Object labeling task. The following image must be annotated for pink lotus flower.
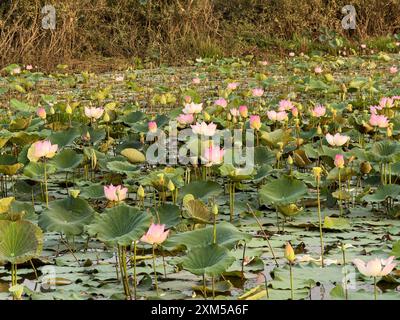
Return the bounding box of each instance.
[115,75,124,82]
[84,106,104,120]
[249,115,261,130]
[26,65,33,70]
[192,77,201,84]
[230,108,240,117]
[214,98,228,108]
[104,184,128,202]
[184,95,192,103]
[278,99,294,111]
[202,145,224,167]
[27,140,58,162]
[191,122,217,136]
[379,97,394,109]
[311,104,326,117]
[148,121,158,133]
[182,102,203,114]
[141,223,169,245]
[37,107,46,120]
[370,105,383,115]
[252,88,264,97]
[326,133,350,147]
[260,60,268,66]
[289,52,295,57]
[11,67,21,75]
[334,154,345,168]
[314,66,323,74]
[176,113,194,125]
[353,256,397,277]
[369,114,389,128]
[267,110,288,122]
[239,105,248,118]
[390,66,398,74]
[227,82,239,90]
[361,44,367,49]
[291,107,299,117]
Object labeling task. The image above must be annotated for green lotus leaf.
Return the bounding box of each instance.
[180,181,223,200]
[49,127,81,148]
[260,129,292,149]
[39,197,95,236]
[0,220,43,264]
[362,184,400,202]
[23,162,57,181]
[259,176,307,205]
[106,160,139,175]
[368,141,400,163]
[182,244,235,276]
[323,216,351,230]
[151,204,181,228]
[50,149,83,170]
[87,204,151,246]
[79,183,105,199]
[254,146,276,166]
[183,199,212,224]
[164,221,251,250]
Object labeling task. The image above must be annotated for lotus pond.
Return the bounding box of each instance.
[1,53,400,300]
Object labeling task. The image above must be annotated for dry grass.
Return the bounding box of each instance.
[0,0,399,71]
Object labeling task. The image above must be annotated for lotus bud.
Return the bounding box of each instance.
[69,189,80,198]
[387,126,393,137]
[313,166,322,178]
[227,113,232,121]
[159,174,165,185]
[360,161,372,174]
[277,142,284,151]
[287,155,293,165]
[346,104,352,112]
[317,125,322,135]
[49,106,55,115]
[212,203,218,215]
[203,111,211,122]
[65,104,72,115]
[296,104,303,112]
[103,112,110,122]
[167,180,175,192]
[294,118,300,127]
[284,242,295,263]
[332,109,337,117]
[140,133,145,144]
[84,131,91,141]
[341,83,347,93]
[37,107,46,120]
[137,185,145,198]
[276,151,282,160]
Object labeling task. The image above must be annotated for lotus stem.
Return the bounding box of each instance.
[44,159,49,207]
[241,242,247,278]
[338,168,343,216]
[374,277,377,300]
[212,276,215,299]
[316,176,324,267]
[289,262,294,300]
[341,245,348,300]
[202,274,207,300]
[152,244,160,295]
[133,241,137,299]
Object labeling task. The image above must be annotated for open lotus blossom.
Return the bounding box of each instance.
[369,114,389,128]
[141,223,169,245]
[27,140,58,162]
[249,115,261,130]
[314,66,323,74]
[390,66,398,74]
[176,113,194,125]
[230,108,240,117]
[326,133,349,147]
[192,77,201,84]
[260,60,268,66]
[370,105,383,115]
[267,110,288,122]
[239,105,248,118]
[182,102,203,114]
[11,67,21,75]
[104,184,128,202]
[291,107,299,117]
[202,145,224,166]
[278,99,294,111]
[26,64,33,70]
[289,52,295,57]
[191,121,217,136]
[361,44,367,49]
[37,107,46,119]
[115,75,124,81]
[252,88,264,97]
[148,121,158,133]
[214,98,228,108]
[311,104,326,117]
[353,256,397,277]
[379,97,394,109]
[334,154,345,168]
[84,106,104,120]
[227,82,239,90]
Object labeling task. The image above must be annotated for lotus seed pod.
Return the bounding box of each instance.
[317,125,322,135]
[212,204,218,215]
[313,166,322,177]
[69,189,80,198]
[103,112,110,122]
[287,155,293,165]
[360,161,372,174]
